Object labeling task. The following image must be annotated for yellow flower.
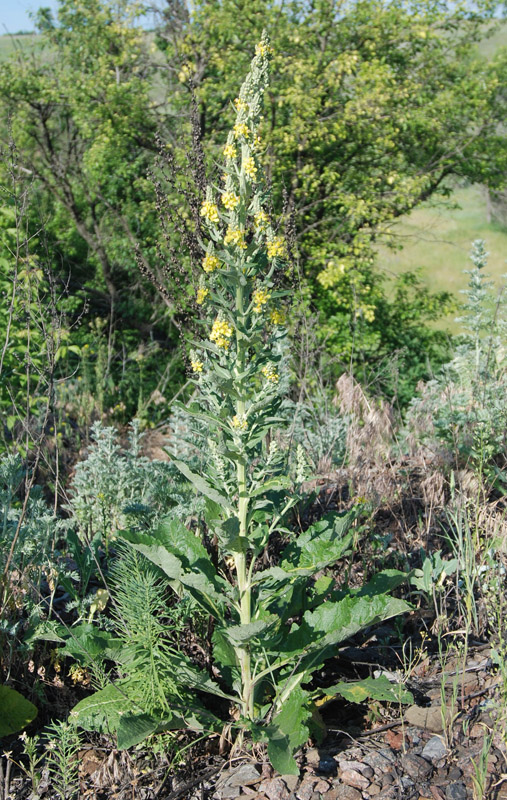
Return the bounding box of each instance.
[254,209,270,232]
[191,359,203,373]
[243,156,258,181]
[224,227,247,250]
[253,287,271,313]
[210,318,234,349]
[222,191,240,211]
[202,253,220,273]
[252,134,263,152]
[231,414,248,431]
[256,42,273,57]
[224,143,238,160]
[267,236,287,259]
[196,287,209,305]
[234,97,249,113]
[233,122,250,139]
[261,364,279,383]
[200,201,219,224]
[270,308,286,325]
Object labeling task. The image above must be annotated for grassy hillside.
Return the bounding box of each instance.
[0,33,37,59]
[378,184,507,328]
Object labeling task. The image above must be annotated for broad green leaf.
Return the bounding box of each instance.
[71,683,138,734]
[281,594,411,662]
[119,520,230,618]
[170,652,236,701]
[280,511,355,575]
[354,570,410,598]
[167,456,233,512]
[224,618,277,645]
[266,687,311,775]
[0,686,38,737]
[117,712,165,749]
[322,675,413,705]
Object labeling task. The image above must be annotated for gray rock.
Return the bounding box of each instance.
[405,705,451,733]
[362,752,393,773]
[261,777,290,800]
[337,760,373,779]
[339,768,370,790]
[401,753,433,780]
[445,783,467,800]
[422,736,447,763]
[223,763,261,788]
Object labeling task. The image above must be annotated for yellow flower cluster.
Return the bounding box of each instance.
[196,287,209,305]
[200,201,219,224]
[270,308,286,325]
[222,191,240,211]
[233,122,250,139]
[256,42,273,57]
[252,134,263,152]
[261,364,279,383]
[243,157,258,181]
[267,236,287,259]
[191,359,203,373]
[234,97,249,113]
[224,227,247,250]
[231,414,248,431]
[223,143,238,160]
[210,318,234,349]
[253,287,271,312]
[254,209,270,232]
[202,253,220,273]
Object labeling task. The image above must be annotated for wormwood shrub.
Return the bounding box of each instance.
[72,36,412,773]
[405,241,507,485]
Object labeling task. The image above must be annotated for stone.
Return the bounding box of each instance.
[313,779,330,793]
[445,783,467,800]
[262,777,290,800]
[220,786,241,799]
[336,786,362,800]
[317,756,337,775]
[405,705,450,733]
[337,760,374,778]
[321,791,340,800]
[368,784,382,797]
[401,754,433,781]
[283,775,299,792]
[378,748,397,764]
[447,767,463,781]
[306,749,320,765]
[381,772,395,787]
[296,778,316,800]
[422,736,447,763]
[362,752,394,773]
[224,764,261,788]
[339,768,370,790]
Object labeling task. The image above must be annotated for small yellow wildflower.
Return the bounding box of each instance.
[224,227,247,250]
[261,364,279,383]
[254,209,270,232]
[196,287,209,305]
[233,122,250,139]
[223,143,238,160]
[267,236,287,259]
[256,42,273,57]
[270,308,286,325]
[243,156,258,181]
[200,201,219,224]
[252,134,263,152]
[222,191,240,211]
[210,318,234,349]
[234,97,249,113]
[253,287,271,313]
[191,359,203,373]
[202,253,220,273]
[231,414,248,431]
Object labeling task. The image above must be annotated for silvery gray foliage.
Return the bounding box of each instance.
[405,240,507,469]
[66,420,201,544]
[280,395,347,471]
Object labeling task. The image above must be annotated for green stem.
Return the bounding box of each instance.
[234,282,254,720]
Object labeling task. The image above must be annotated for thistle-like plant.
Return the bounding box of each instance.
[72,35,412,773]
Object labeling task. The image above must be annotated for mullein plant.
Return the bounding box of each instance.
[72,34,412,773]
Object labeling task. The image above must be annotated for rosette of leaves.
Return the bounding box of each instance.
[72,34,411,773]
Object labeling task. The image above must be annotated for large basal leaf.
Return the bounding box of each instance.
[70,682,135,735]
[280,511,355,575]
[354,570,411,598]
[170,652,236,701]
[321,675,414,705]
[0,686,38,737]
[265,686,311,775]
[281,594,411,662]
[119,520,230,618]
[222,617,277,645]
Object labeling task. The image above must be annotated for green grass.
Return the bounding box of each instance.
[378,185,507,329]
[0,34,37,60]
